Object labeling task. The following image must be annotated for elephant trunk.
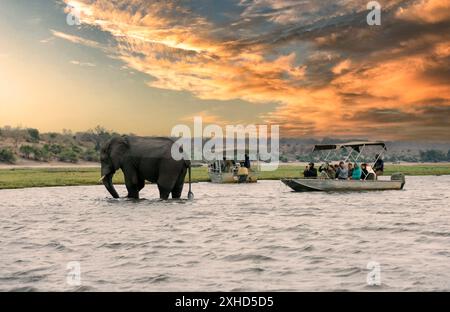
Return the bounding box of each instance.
[102,172,119,199]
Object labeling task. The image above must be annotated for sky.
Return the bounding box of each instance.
[0,0,449,141]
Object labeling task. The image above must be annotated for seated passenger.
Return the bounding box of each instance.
[373,154,384,177]
[303,162,318,178]
[222,157,233,172]
[319,163,335,179]
[336,161,348,180]
[333,164,339,178]
[360,163,369,180]
[352,163,361,180]
[348,163,353,178]
[237,164,249,183]
[365,165,376,180]
[324,163,336,179]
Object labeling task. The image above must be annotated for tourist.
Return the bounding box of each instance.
[374,154,384,176]
[244,154,251,169]
[333,164,340,178]
[303,162,318,178]
[222,157,233,172]
[361,163,369,180]
[352,163,361,180]
[336,161,348,180]
[348,163,353,178]
[319,163,335,179]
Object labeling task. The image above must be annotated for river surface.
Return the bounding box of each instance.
[1,176,449,291]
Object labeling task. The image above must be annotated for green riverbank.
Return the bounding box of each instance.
[1,164,450,190]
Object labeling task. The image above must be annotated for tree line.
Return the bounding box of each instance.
[0,126,118,164]
[1,125,449,164]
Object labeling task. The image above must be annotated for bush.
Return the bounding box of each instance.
[71,144,82,154]
[19,145,36,159]
[27,128,40,142]
[81,148,99,162]
[58,148,79,163]
[0,148,16,163]
[19,145,51,161]
[280,155,289,163]
[48,144,63,155]
[420,150,447,162]
[37,146,51,162]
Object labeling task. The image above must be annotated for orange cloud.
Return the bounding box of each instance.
[396,0,450,23]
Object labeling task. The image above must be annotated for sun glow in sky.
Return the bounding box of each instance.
[0,0,449,140]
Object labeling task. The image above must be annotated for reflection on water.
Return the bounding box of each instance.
[0,176,450,291]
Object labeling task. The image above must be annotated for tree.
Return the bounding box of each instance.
[419,150,447,162]
[58,148,79,163]
[81,148,99,162]
[19,145,35,159]
[0,148,16,163]
[48,144,63,155]
[27,128,40,142]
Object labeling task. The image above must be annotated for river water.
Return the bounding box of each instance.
[0,176,449,291]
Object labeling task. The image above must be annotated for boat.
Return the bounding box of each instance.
[208,149,260,183]
[282,141,406,192]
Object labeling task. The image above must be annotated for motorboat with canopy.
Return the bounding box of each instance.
[282,141,405,192]
[207,148,260,183]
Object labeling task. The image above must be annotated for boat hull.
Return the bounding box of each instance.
[281,178,405,192]
[208,172,258,184]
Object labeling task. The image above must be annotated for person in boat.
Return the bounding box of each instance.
[210,162,216,172]
[303,162,318,178]
[348,163,354,178]
[352,163,361,180]
[366,164,376,180]
[237,163,249,183]
[244,154,251,169]
[336,161,348,180]
[374,154,384,176]
[319,162,336,179]
[360,163,368,179]
[222,157,234,172]
[360,163,376,180]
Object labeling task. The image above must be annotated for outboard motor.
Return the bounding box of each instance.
[391,173,406,189]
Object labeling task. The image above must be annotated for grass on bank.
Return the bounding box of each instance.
[1,164,450,190]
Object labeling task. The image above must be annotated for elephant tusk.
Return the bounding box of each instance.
[99,175,106,182]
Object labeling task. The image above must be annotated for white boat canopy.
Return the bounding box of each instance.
[209,148,259,161]
[313,141,387,153]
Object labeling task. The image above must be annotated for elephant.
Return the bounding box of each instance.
[99,135,193,200]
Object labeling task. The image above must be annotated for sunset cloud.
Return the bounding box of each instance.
[51,29,102,49]
[58,0,450,141]
[396,0,450,23]
[70,60,96,67]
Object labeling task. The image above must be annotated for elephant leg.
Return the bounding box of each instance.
[171,167,187,199]
[123,166,140,199]
[125,181,139,199]
[137,178,145,192]
[157,184,171,200]
[156,161,180,200]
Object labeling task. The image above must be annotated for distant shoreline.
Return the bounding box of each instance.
[1,160,450,170]
[0,160,100,170]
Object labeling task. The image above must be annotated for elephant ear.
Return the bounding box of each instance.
[110,135,130,170]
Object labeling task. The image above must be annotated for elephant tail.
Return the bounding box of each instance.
[186,160,194,200]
